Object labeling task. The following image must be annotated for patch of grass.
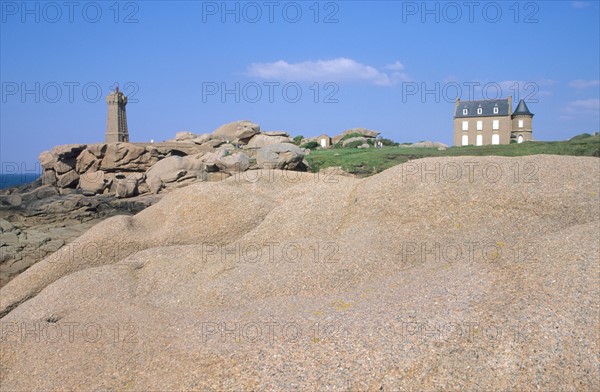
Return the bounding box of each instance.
[305,134,599,176]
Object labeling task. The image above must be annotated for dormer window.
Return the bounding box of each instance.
[463,108,468,115]
[477,107,482,115]
[493,106,499,114]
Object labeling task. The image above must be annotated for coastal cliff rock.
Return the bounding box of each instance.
[37,125,308,198]
[212,120,260,144]
[246,132,293,148]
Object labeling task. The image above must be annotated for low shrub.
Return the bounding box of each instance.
[301,141,320,150]
[293,135,304,145]
[344,140,364,149]
[379,138,398,146]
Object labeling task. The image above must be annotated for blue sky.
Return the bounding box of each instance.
[1,0,599,172]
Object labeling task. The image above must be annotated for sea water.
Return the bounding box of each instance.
[0,174,40,189]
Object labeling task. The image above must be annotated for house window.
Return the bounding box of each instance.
[462,121,468,131]
[462,134,469,146]
[477,121,483,131]
[463,108,468,115]
[493,107,499,114]
[517,134,524,143]
[518,120,524,128]
[476,134,483,146]
[493,120,499,130]
[477,107,482,115]
[492,134,500,145]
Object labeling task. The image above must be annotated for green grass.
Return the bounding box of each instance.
[305,134,600,176]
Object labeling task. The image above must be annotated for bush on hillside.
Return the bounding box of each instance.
[338,133,366,143]
[334,133,371,148]
[379,138,398,146]
[570,133,592,141]
[344,140,364,149]
[300,141,320,150]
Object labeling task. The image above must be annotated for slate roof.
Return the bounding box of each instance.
[513,99,534,116]
[454,99,509,118]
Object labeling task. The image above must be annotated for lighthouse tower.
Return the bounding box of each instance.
[105,86,129,143]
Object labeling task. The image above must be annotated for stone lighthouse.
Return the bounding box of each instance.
[105,86,129,143]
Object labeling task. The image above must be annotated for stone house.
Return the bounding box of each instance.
[453,97,534,146]
[316,134,332,148]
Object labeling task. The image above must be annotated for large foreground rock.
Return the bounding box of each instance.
[0,156,599,390]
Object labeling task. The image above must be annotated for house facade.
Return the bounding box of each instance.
[453,97,534,146]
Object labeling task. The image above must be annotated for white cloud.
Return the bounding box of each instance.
[571,1,591,9]
[568,79,600,89]
[246,58,410,86]
[384,61,405,71]
[563,98,600,114]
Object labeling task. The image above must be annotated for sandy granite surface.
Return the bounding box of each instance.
[0,155,598,390]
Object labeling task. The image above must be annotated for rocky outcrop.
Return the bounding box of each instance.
[145,155,206,194]
[200,149,250,174]
[79,171,109,195]
[0,184,161,288]
[35,123,313,200]
[39,144,87,189]
[174,131,196,142]
[332,127,380,144]
[97,143,159,172]
[256,143,308,170]
[189,133,212,144]
[40,143,159,198]
[212,120,260,144]
[342,136,369,147]
[246,132,292,148]
[114,173,144,198]
[189,134,227,150]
